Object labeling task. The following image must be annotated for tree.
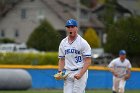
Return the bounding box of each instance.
[83,28,100,48]
[105,16,140,56]
[27,20,61,51]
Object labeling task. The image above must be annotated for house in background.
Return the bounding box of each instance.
[0,0,66,43]
[0,0,139,45]
[0,0,105,44]
[118,0,140,15]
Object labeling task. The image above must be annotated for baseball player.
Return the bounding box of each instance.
[108,50,132,93]
[54,19,91,93]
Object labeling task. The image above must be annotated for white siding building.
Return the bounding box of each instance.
[0,0,65,43]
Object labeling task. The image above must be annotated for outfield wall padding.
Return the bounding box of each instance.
[27,69,140,89]
[0,69,32,90]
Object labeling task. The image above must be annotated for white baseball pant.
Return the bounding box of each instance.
[64,69,88,93]
[113,76,126,93]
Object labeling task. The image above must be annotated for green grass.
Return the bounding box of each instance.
[0,90,139,93]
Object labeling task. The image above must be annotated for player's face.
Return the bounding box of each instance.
[119,55,126,62]
[66,26,78,37]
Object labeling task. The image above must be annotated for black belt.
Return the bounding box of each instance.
[70,67,83,71]
[71,68,79,71]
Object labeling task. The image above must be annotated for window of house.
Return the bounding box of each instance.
[14,29,19,37]
[37,9,45,21]
[0,29,5,37]
[21,8,26,19]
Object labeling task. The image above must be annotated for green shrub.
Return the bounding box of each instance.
[0,38,15,43]
[0,52,59,65]
[83,28,100,48]
[27,20,61,51]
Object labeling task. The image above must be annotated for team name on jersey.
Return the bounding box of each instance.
[115,66,126,68]
[65,49,80,55]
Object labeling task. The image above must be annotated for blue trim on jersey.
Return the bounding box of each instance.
[83,55,91,57]
[58,56,65,58]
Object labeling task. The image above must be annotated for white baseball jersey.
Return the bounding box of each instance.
[58,34,91,70]
[108,57,132,78]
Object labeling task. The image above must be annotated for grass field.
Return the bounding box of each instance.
[0,90,140,93]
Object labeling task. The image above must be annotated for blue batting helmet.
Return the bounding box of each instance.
[65,19,78,27]
[119,50,126,55]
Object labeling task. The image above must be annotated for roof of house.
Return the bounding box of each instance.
[117,0,140,15]
[43,0,104,29]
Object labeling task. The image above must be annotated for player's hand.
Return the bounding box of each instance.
[113,72,118,77]
[54,71,69,80]
[54,71,63,80]
[124,74,130,80]
[74,73,82,80]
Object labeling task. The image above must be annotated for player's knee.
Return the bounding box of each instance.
[73,88,78,93]
[113,87,118,92]
[119,88,124,93]
[73,89,84,93]
[73,90,78,93]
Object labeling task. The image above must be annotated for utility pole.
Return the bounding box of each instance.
[76,0,82,36]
